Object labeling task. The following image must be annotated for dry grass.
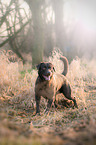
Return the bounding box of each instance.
[0,50,96,145]
[0,50,37,109]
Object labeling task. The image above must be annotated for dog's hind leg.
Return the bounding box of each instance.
[59,83,78,108]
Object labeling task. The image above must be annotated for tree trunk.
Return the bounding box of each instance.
[52,0,66,54]
[25,0,45,66]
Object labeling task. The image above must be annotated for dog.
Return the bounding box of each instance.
[35,56,78,114]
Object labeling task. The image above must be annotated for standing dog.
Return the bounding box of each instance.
[35,56,78,114]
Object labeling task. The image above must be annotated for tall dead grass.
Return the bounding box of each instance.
[0,49,96,110]
[0,50,37,109]
[67,57,96,108]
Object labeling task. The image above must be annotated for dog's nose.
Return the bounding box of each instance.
[47,71,51,76]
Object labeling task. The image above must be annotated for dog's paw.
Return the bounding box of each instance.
[73,98,78,109]
[74,101,78,109]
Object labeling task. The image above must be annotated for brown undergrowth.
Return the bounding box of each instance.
[0,50,96,145]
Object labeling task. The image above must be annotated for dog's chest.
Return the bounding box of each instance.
[35,79,55,99]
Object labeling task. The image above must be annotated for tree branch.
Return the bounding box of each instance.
[0,19,31,47]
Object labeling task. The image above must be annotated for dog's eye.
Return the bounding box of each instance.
[48,66,51,69]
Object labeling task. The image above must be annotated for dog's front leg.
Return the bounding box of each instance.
[35,95,41,114]
[45,99,53,114]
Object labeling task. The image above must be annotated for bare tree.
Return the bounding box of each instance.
[0,0,31,63]
[25,0,46,65]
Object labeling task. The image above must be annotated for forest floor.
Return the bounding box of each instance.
[0,50,96,145]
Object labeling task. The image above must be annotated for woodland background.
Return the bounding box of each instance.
[0,0,96,145]
[1,0,96,65]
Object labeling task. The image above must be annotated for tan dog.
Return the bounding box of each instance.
[35,56,78,114]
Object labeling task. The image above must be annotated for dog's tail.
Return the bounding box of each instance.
[60,55,68,76]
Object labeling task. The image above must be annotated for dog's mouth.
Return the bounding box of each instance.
[42,75,51,81]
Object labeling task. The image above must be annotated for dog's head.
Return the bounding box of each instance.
[37,62,55,81]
